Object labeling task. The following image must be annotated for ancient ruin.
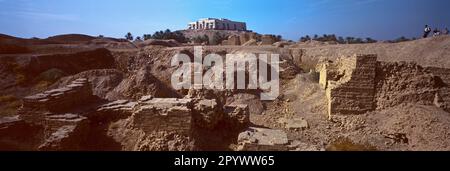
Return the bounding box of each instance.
[319,54,450,118]
[2,25,450,151]
[132,98,193,134]
[188,18,247,31]
[221,32,258,46]
[1,75,256,150]
[260,35,278,45]
[21,78,94,113]
[222,35,241,46]
[319,54,377,117]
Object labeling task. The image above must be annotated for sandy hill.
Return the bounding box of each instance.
[0,34,98,45]
[0,34,134,54]
[0,34,23,40]
[295,35,450,68]
[45,34,96,44]
[0,34,46,45]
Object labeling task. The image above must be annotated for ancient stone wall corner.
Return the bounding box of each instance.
[320,54,377,118]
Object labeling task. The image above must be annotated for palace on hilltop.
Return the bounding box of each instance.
[187,18,247,31]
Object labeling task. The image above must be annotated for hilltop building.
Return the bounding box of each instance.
[187,18,247,31]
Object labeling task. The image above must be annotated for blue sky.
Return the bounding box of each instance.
[0,0,449,40]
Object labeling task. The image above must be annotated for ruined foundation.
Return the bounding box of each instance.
[21,78,94,114]
[3,77,255,150]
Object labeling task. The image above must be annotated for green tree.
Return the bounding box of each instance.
[365,37,377,43]
[163,29,171,39]
[338,36,345,44]
[191,35,209,44]
[299,36,305,42]
[152,31,162,39]
[276,35,282,42]
[125,32,133,41]
[345,37,355,44]
[300,35,311,42]
[172,31,189,43]
[143,34,152,40]
[148,29,188,43]
[355,38,363,44]
[325,34,337,42]
[322,34,328,41]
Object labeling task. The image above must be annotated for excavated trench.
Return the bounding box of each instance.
[1,46,303,151]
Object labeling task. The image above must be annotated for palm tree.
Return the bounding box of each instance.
[143,34,152,40]
[276,35,282,41]
[345,37,354,44]
[305,35,311,41]
[365,37,377,43]
[338,36,345,44]
[125,32,133,41]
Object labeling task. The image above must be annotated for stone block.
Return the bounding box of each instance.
[21,78,94,113]
[132,98,193,134]
[237,127,288,151]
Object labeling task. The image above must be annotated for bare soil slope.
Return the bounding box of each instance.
[295,35,450,68]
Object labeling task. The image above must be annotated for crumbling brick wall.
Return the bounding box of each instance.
[260,35,277,45]
[15,80,251,150]
[239,33,250,45]
[130,97,250,135]
[319,54,377,118]
[222,35,241,45]
[375,62,441,110]
[21,78,93,113]
[94,100,137,121]
[319,54,450,117]
[132,98,193,134]
[38,115,89,151]
[238,32,257,45]
[14,78,95,151]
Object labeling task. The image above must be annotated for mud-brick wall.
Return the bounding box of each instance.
[318,63,330,89]
[132,105,192,134]
[223,35,241,45]
[374,62,441,110]
[21,78,94,114]
[260,35,276,45]
[239,33,250,45]
[326,54,377,116]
